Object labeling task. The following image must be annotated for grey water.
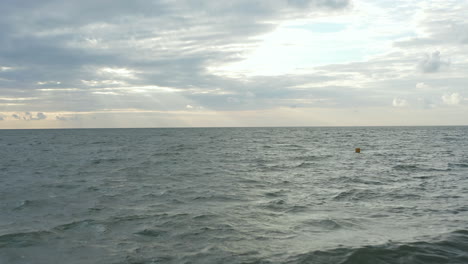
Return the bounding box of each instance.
[1,126,468,264]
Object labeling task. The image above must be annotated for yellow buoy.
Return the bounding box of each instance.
[355,148,361,153]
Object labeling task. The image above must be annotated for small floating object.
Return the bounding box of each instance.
[355,148,361,153]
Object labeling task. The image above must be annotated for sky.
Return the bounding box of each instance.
[0,0,467,128]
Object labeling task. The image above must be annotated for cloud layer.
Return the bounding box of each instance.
[0,0,467,127]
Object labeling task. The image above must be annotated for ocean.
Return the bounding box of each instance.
[1,126,467,264]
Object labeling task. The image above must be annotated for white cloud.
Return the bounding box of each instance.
[415,82,430,89]
[0,66,14,71]
[392,98,408,107]
[98,67,137,79]
[81,80,126,87]
[442,93,462,105]
[56,115,79,121]
[0,97,38,101]
[92,91,120,95]
[37,81,61,85]
[37,88,81,92]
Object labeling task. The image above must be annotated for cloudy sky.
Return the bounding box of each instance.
[0,0,467,128]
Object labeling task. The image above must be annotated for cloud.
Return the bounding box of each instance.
[416,82,430,90]
[37,81,61,85]
[418,51,449,73]
[0,66,15,71]
[2,0,346,105]
[10,112,48,120]
[56,115,78,121]
[392,98,408,107]
[442,93,462,105]
[0,0,351,103]
[36,112,47,120]
[1,0,468,127]
[394,0,468,48]
[287,0,349,9]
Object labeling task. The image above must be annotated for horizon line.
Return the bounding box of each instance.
[1,125,467,130]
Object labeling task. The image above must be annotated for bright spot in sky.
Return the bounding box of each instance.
[211,13,403,77]
[99,68,137,79]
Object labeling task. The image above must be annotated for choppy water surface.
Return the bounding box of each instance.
[1,127,468,263]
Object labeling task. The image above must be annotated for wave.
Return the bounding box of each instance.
[300,218,360,231]
[333,188,381,201]
[119,230,468,263]
[52,219,106,232]
[0,230,53,248]
[287,229,468,264]
[13,199,36,210]
[296,162,315,169]
[90,157,124,165]
[449,162,468,168]
[254,160,322,172]
[261,199,288,211]
[291,154,333,162]
[392,164,450,172]
[264,190,286,198]
[277,144,306,151]
[134,228,168,238]
[192,194,243,202]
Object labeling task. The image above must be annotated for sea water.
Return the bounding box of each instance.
[1,127,467,263]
